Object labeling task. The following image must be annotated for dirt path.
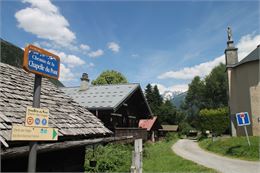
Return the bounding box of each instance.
[172,139,260,173]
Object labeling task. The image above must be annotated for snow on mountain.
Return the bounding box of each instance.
[162,90,183,101]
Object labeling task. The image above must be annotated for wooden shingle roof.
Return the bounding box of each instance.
[0,63,111,147]
[61,83,152,114]
[160,125,179,132]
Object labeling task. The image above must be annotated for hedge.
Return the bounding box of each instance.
[199,107,229,136]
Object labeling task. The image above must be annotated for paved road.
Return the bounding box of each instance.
[172,139,260,173]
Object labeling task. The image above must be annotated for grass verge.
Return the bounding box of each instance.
[199,136,260,161]
[143,139,217,173]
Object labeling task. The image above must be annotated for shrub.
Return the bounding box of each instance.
[84,143,132,172]
[165,132,178,142]
[178,121,194,136]
[199,107,229,136]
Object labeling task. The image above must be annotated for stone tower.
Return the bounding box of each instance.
[225,27,238,66]
[225,27,238,136]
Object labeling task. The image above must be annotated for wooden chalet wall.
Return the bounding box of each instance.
[1,147,86,172]
[91,88,151,131]
[114,128,147,141]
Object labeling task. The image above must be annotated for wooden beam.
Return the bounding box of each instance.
[128,116,136,119]
[1,136,132,159]
[111,113,122,117]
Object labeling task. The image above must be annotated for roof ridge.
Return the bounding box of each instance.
[60,83,140,89]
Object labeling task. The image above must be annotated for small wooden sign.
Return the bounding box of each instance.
[25,107,49,128]
[23,44,60,79]
[11,125,58,141]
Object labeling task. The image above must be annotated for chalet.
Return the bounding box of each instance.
[138,117,161,142]
[225,28,260,136]
[0,63,112,172]
[60,73,152,131]
[159,125,179,136]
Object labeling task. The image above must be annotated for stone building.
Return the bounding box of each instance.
[225,27,260,136]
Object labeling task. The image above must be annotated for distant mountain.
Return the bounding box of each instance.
[0,38,64,87]
[162,90,183,101]
[170,91,187,108]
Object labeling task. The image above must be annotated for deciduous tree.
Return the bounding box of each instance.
[92,70,128,85]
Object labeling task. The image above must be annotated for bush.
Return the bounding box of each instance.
[165,132,178,142]
[178,121,194,136]
[84,143,132,172]
[199,107,229,136]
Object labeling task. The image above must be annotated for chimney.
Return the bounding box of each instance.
[79,73,89,91]
[225,27,238,66]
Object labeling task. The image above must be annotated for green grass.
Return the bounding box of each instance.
[143,139,217,173]
[199,136,260,161]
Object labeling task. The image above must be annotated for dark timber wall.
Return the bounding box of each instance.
[1,146,86,172]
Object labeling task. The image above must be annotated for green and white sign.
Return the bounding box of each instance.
[11,125,58,141]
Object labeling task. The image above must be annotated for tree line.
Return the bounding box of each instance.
[144,84,184,125]
[180,63,229,135]
[144,63,229,136]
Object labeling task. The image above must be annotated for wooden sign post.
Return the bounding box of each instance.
[131,139,143,173]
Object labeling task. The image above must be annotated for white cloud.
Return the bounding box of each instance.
[152,83,188,94]
[15,0,76,47]
[107,42,120,53]
[88,49,104,58]
[38,41,52,48]
[22,0,58,13]
[158,55,224,80]
[80,44,90,51]
[158,33,260,80]
[47,49,85,68]
[32,42,41,47]
[131,54,139,57]
[169,84,189,93]
[88,62,95,68]
[237,34,260,61]
[59,63,74,81]
[33,41,53,48]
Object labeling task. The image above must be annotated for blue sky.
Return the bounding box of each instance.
[1,0,259,93]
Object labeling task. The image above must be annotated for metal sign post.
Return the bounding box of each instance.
[236,112,251,147]
[243,126,251,146]
[28,74,42,172]
[18,44,60,172]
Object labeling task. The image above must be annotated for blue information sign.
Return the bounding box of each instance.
[236,112,250,126]
[35,118,40,125]
[42,119,47,126]
[23,45,60,79]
